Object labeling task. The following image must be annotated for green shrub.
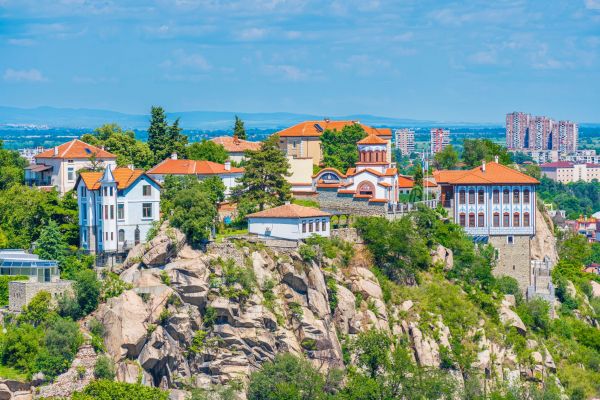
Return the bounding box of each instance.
[300,338,317,351]
[189,330,208,355]
[94,355,116,380]
[517,298,551,335]
[298,244,317,262]
[288,302,303,321]
[203,306,217,329]
[495,276,523,304]
[72,379,168,400]
[100,273,133,302]
[326,276,338,313]
[159,271,171,286]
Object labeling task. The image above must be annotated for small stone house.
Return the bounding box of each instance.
[247,204,331,241]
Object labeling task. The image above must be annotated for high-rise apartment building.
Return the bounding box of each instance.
[394,128,415,156]
[430,128,450,154]
[506,112,577,153]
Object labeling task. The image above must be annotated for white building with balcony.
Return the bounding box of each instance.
[75,166,161,261]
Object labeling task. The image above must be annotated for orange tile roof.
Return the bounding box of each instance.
[147,159,244,175]
[276,120,392,138]
[357,134,388,145]
[378,182,392,187]
[246,204,330,219]
[397,175,414,188]
[433,162,539,185]
[79,168,146,190]
[368,198,388,203]
[347,167,396,177]
[35,139,116,159]
[210,136,261,153]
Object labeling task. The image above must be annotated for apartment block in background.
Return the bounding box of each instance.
[394,128,415,156]
[430,128,450,154]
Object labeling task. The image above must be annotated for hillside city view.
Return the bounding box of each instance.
[1,1,600,400]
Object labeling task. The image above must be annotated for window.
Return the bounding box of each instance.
[503,189,509,203]
[513,189,520,203]
[503,212,510,227]
[315,220,320,231]
[105,232,108,241]
[110,205,114,220]
[507,236,514,244]
[118,229,125,242]
[81,187,86,198]
[82,203,87,222]
[142,203,153,218]
[524,212,530,227]
[98,205,102,219]
[468,213,475,227]
[459,213,466,226]
[67,167,75,182]
[513,212,520,227]
[143,185,151,196]
[117,204,124,220]
[493,189,499,203]
[99,229,103,242]
[524,189,530,203]
[109,187,113,196]
[302,221,307,233]
[82,230,87,243]
[309,221,313,232]
[134,227,140,245]
[459,191,466,204]
[468,190,475,204]
[68,159,74,164]
[322,219,327,231]
[104,205,108,220]
[478,190,485,203]
[110,232,113,241]
[493,213,500,227]
[478,213,485,227]
[358,182,374,196]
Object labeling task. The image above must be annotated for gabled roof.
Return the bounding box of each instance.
[246,204,330,219]
[79,168,148,190]
[147,159,244,175]
[276,120,392,138]
[357,134,388,145]
[397,175,414,188]
[210,136,261,153]
[35,139,116,159]
[312,167,346,179]
[433,162,539,185]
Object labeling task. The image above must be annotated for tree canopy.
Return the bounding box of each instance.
[461,139,511,168]
[187,140,229,163]
[147,106,188,162]
[0,140,26,190]
[433,144,459,170]
[231,135,291,212]
[321,124,366,172]
[234,115,246,140]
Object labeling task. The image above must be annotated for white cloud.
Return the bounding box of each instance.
[262,64,317,81]
[3,68,47,82]
[161,49,211,71]
[585,0,600,10]
[7,38,36,46]
[238,27,268,41]
[469,50,498,65]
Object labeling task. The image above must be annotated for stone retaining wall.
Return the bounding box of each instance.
[9,280,74,312]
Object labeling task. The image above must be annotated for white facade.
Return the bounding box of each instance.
[76,167,161,254]
[148,171,242,196]
[248,216,331,240]
[394,128,415,156]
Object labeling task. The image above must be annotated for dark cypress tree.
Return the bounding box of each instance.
[147,106,170,162]
[233,115,246,140]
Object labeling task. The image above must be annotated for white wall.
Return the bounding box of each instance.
[248,216,331,240]
[36,157,116,194]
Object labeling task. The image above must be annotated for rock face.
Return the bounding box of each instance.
[431,244,454,271]
[499,296,527,335]
[530,209,558,265]
[37,345,97,399]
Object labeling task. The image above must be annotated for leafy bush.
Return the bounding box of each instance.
[326,276,338,313]
[298,244,317,262]
[203,306,217,328]
[517,297,551,335]
[220,259,255,302]
[72,379,168,400]
[100,273,133,302]
[94,355,116,380]
[59,269,101,320]
[495,276,523,305]
[189,330,208,356]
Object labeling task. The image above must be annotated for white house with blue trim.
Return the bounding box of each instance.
[75,165,161,257]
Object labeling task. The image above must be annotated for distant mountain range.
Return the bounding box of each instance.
[0,106,509,130]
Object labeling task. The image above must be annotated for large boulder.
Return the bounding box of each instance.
[591,280,600,298]
[431,244,454,270]
[279,263,308,293]
[116,362,141,384]
[96,290,149,360]
[409,322,439,367]
[499,299,527,335]
[142,229,185,267]
[333,285,356,334]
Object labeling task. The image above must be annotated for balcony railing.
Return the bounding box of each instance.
[25,178,52,187]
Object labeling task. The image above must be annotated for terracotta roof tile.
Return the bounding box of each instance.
[397,175,414,188]
[147,159,244,175]
[357,134,388,145]
[277,120,392,138]
[246,204,330,219]
[210,136,261,153]
[79,168,146,190]
[434,162,539,185]
[35,139,116,159]
[540,161,573,168]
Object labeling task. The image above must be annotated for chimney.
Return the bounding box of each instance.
[482,160,486,172]
[53,146,58,156]
[128,164,135,170]
[224,160,231,171]
[171,152,178,160]
[494,155,499,163]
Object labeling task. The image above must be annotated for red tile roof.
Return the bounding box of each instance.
[246,204,330,219]
[433,162,539,185]
[79,168,146,190]
[147,159,244,175]
[210,136,261,153]
[397,175,414,188]
[35,139,116,159]
[540,161,573,168]
[347,167,397,177]
[357,134,388,145]
[276,120,392,138]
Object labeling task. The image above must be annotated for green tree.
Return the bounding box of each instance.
[19,291,54,326]
[170,185,218,245]
[461,139,511,168]
[433,144,459,170]
[34,220,68,266]
[0,140,27,190]
[234,115,247,140]
[147,106,188,162]
[82,124,155,169]
[321,124,367,172]
[187,140,229,163]
[231,135,291,212]
[72,380,168,400]
[409,162,424,202]
[94,355,116,380]
[36,317,82,379]
[61,269,101,320]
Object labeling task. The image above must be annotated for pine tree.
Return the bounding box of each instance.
[147,107,188,162]
[35,220,68,265]
[233,115,246,140]
[231,135,291,211]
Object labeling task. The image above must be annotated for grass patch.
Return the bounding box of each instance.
[0,364,28,381]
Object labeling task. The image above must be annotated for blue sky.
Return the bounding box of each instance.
[1,0,599,123]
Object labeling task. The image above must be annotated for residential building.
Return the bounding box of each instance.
[25,139,117,194]
[572,215,598,243]
[276,120,392,165]
[19,146,46,164]
[394,128,415,156]
[247,204,331,241]
[540,162,600,183]
[506,112,530,150]
[434,161,540,292]
[430,128,450,154]
[210,136,261,164]
[505,111,578,153]
[75,166,161,259]
[529,116,554,150]
[147,153,244,195]
[309,134,399,215]
[556,120,578,152]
